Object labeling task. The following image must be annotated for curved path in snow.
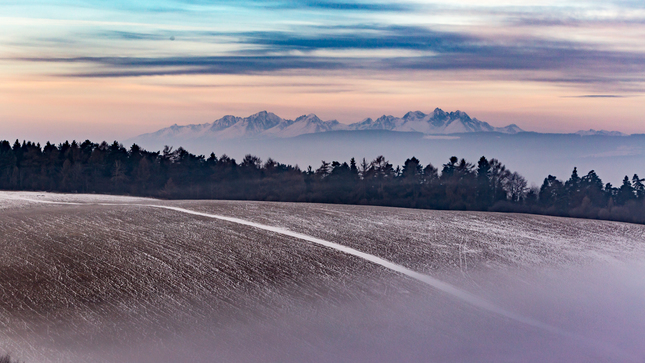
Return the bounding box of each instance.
[153,205,557,330]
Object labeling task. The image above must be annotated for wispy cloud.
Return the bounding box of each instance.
[18,55,349,77]
[13,23,645,93]
[3,0,645,93]
[99,31,168,41]
[239,26,472,52]
[274,1,412,11]
[563,95,630,98]
[173,0,414,12]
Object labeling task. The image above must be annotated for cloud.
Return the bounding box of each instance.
[174,0,413,12]
[98,31,167,41]
[240,26,472,52]
[17,43,645,86]
[10,23,645,92]
[563,95,629,98]
[509,15,645,27]
[20,56,350,77]
[270,0,412,11]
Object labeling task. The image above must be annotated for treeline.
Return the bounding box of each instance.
[1,139,644,224]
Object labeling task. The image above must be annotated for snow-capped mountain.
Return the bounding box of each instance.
[349,108,522,134]
[144,111,287,140]
[575,129,627,137]
[134,109,523,141]
[264,114,347,138]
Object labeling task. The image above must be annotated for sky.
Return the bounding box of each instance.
[1,0,645,142]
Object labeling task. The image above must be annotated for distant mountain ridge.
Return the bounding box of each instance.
[575,129,627,137]
[135,108,523,141]
[350,109,523,134]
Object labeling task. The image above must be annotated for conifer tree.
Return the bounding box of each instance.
[632,174,645,201]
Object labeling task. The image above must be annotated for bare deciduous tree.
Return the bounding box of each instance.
[505,172,528,202]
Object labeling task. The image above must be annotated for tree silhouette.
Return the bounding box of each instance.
[476,156,493,208]
[1,138,644,224]
[505,172,528,202]
[616,176,635,205]
[633,174,645,201]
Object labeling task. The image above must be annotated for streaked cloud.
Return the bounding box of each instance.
[264,0,414,11]
[2,0,645,136]
[565,94,629,98]
[11,22,644,93]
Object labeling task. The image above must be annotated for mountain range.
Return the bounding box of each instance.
[575,129,628,137]
[135,108,524,141]
[126,110,642,186]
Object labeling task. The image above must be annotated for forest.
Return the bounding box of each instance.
[1,139,644,224]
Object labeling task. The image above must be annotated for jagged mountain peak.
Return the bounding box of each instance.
[432,107,447,118]
[403,111,426,121]
[576,129,627,137]
[210,115,240,131]
[350,115,399,131]
[134,109,524,141]
[243,111,283,132]
[246,110,280,122]
[295,113,322,122]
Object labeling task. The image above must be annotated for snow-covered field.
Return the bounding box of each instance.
[1,191,644,362]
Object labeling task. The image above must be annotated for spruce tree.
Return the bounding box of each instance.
[616,176,635,205]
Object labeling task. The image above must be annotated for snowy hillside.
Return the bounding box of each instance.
[133,109,522,142]
[2,192,645,362]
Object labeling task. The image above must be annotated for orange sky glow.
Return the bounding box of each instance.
[1,1,644,142]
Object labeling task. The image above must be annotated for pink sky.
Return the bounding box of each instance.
[1,72,642,142]
[2,0,644,142]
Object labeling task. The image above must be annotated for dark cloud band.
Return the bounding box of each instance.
[9,21,645,93]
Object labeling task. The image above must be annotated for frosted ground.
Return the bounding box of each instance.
[1,191,644,362]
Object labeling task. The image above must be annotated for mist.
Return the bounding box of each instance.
[129,131,645,185]
[3,263,644,363]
